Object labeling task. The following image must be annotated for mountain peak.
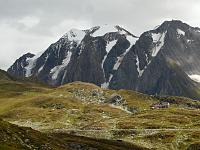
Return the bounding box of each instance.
[155,20,191,33]
[91,24,119,37]
[91,24,138,38]
[62,24,138,39]
[61,28,87,45]
[60,24,138,47]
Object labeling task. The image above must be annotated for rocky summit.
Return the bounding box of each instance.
[7,20,200,99]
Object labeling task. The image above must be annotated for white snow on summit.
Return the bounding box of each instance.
[151,31,167,57]
[92,25,118,37]
[91,24,137,38]
[62,29,86,45]
[188,74,200,83]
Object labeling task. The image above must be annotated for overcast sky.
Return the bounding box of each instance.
[0,0,200,70]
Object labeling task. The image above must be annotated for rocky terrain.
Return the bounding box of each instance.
[7,20,200,99]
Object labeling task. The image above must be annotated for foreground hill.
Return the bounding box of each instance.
[0,81,200,149]
[0,69,12,81]
[0,69,49,100]
[0,119,148,150]
[7,20,200,99]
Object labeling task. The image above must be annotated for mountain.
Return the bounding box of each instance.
[114,20,200,98]
[7,20,200,99]
[8,25,137,86]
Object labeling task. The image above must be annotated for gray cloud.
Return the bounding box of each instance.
[0,0,200,70]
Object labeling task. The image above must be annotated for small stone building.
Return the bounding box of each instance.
[150,102,170,109]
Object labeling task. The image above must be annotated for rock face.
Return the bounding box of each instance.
[7,21,200,99]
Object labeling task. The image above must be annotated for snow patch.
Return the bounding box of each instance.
[25,51,43,77]
[195,29,200,33]
[151,31,167,57]
[187,39,193,44]
[101,74,113,89]
[106,40,117,53]
[136,55,144,77]
[113,56,123,70]
[145,54,149,64]
[51,51,72,80]
[188,74,200,83]
[177,28,185,36]
[38,66,44,73]
[78,41,86,55]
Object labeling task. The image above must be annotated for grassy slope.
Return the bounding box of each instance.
[0,78,199,149]
[0,118,148,150]
[0,69,12,81]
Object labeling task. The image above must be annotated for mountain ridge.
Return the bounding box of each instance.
[7,20,200,99]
